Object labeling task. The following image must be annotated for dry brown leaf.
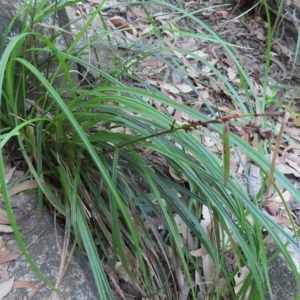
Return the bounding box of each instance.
[254,15,267,26]
[0,250,20,264]
[286,158,300,174]
[147,80,194,94]
[201,59,218,74]
[273,190,292,203]
[185,49,208,59]
[185,1,197,9]
[276,163,300,177]
[198,88,210,99]
[203,254,215,290]
[263,209,291,225]
[185,66,198,78]
[13,280,40,290]
[140,24,154,36]
[222,52,234,67]
[216,10,230,18]
[264,201,279,216]
[0,266,9,285]
[9,179,38,197]
[174,214,195,250]
[211,45,219,59]
[204,136,216,148]
[173,252,186,299]
[286,87,300,99]
[272,42,293,60]
[127,6,147,19]
[285,153,300,165]
[2,166,16,186]
[230,160,240,173]
[201,206,212,230]
[190,247,207,257]
[0,224,13,233]
[234,266,250,300]
[281,143,298,159]
[227,67,237,81]
[140,59,165,68]
[284,126,300,136]
[269,215,291,225]
[0,209,9,225]
[109,17,134,35]
[173,110,182,123]
[0,276,14,299]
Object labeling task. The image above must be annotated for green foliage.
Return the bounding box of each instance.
[1,0,300,299]
[266,87,279,108]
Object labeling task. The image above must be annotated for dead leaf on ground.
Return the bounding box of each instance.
[276,164,300,177]
[4,166,16,185]
[127,5,147,19]
[190,247,207,257]
[284,127,300,137]
[108,17,135,35]
[263,209,291,225]
[174,214,195,250]
[286,158,300,174]
[173,252,187,300]
[140,24,154,36]
[185,49,208,59]
[0,266,9,285]
[0,250,20,264]
[203,254,215,290]
[0,276,14,299]
[200,205,212,230]
[286,87,300,99]
[13,280,40,290]
[264,202,279,216]
[7,179,38,197]
[0,225,13,233]
[269,215,291,225]
[146,80,194,94]
[234,266,250,300]
[273,190,292,203]
[140,59,165,68]
[204,136,216,148]
[0,209,9,225]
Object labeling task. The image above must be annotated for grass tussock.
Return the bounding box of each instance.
[1,0,300,299]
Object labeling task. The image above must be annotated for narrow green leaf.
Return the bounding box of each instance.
[223,123,230,185]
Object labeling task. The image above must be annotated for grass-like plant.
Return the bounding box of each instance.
[1,0,300,299]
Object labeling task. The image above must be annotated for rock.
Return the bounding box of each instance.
[65,4,116,78]
[2,171,98,300]
[264,227,300,300]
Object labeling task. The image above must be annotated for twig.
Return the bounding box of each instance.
[264,112,286,203]
[106,111,285,153]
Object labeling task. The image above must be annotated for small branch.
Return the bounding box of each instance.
[106,112,285,153]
